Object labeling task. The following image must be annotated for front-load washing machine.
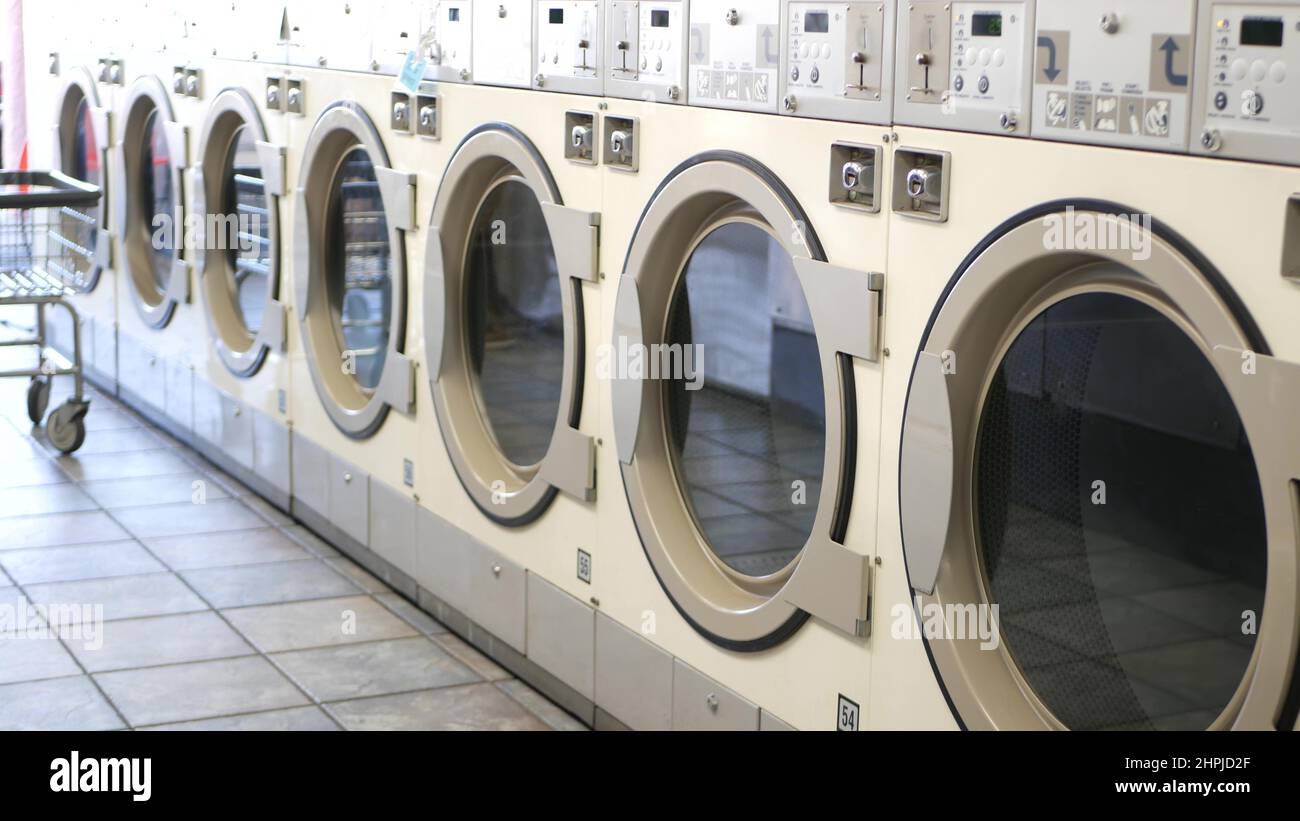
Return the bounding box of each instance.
[184,43,296,507]
[281,0,435,590]
[29,1,121,393]
[108,0,213,438]
[880,0,1300,730]
[592,0,898,730]
[410,2,610,717]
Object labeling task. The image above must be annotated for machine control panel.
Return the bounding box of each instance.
[688,0,783,113]
[607,1,688,103]
[372,0,425,76]
[1191,1,1300,165]
[780,2,896,124]
[535,1,604,93]
[472,0,534,88]
[1030,0,1198,151]
[895,1,1033,135]
[424,1,473,82]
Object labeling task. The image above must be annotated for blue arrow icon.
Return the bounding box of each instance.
[1037,35,1061,81]
[1160,36,1188,86]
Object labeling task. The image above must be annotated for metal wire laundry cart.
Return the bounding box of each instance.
[0,170,102,453]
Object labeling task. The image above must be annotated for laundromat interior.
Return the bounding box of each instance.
[0,0,1298,734]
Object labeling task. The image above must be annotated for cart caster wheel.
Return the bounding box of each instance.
[46,399,89,454]
[26,376,50,424]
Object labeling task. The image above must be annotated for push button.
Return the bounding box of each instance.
[1270,61,1286,83]
[1231,58,1248,81]
[1250,60,1267,82]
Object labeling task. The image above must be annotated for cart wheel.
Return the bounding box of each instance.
[26,376,50,424]
[46,400,89,454]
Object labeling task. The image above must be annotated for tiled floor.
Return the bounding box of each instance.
[0,316,582,731]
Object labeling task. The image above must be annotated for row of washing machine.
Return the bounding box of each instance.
[20,0,1300,730]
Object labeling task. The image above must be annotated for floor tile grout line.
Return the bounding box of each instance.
[130,702,334,731]
[10,383,567,731]
[490,679,581,731]
[0,557,134,730]
[93,503,350,732]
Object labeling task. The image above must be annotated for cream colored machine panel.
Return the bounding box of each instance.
[606,0,689,102]
[895,0,1033,134]
[688,0,782,112]
[285,0,374,72]
[473,0,535,86]
[1031,0,1198,151]
[1192,0,1300,164]
[535,1,604,93]
[424,0,474,82]
[780,1,896,124]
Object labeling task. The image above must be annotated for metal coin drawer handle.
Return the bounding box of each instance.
[491,564,502,576]
[610,130,630,156]
[343,472,352,483]
[842,161,865,192]
[705,693,719,712]
[906,168,929,199]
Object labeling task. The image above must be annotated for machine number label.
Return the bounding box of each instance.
[837,694,860,731]
[577,549,592,584]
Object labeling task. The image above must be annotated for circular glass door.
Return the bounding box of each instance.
[425,124,591,526]
[194,88,283,377]
[53,71,107,291]
[613,152,865,649]
[464,178,564,469]
[663,221,824,579]
[900,204,1298,730]
[978,290,1265,730]
[295,101,412,439]
[329,147,392,392]
[118,75,185,328]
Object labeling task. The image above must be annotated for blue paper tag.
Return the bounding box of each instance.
[399,50,428,93]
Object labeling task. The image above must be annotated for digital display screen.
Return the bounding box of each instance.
[448,8,459,21]
[804,11,829,34]
[972,13,1002,37]
[1241,17,1284,47]
[550,8,564,24]
[651,9,669,27]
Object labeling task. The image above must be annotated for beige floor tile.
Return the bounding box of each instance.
[222,595,417,653]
